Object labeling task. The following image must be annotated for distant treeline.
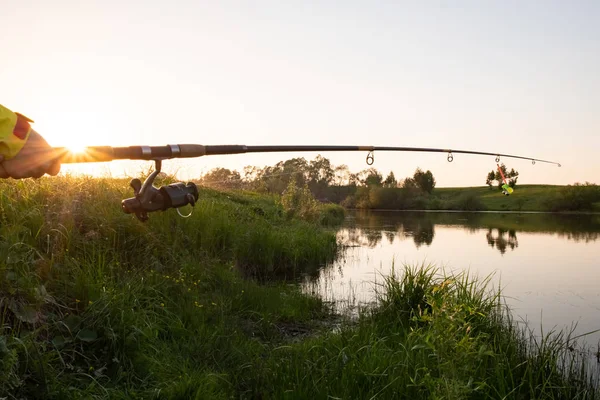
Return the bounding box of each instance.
[199,155,435,200]
[198,156,600,212]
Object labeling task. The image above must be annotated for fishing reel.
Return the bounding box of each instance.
[121,160,199,222]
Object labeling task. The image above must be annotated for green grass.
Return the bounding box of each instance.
[435,184,600,212]
[258,266,599,399]
[340,184,600,212]
[435,185,554,211]
[0,176,338,398]
[1,177,598,398]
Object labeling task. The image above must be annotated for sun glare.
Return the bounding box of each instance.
[67,144,88,154]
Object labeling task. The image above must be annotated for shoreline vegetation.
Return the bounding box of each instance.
[1,176,599,398]
[199,155,600,213]
[336,184,600,213]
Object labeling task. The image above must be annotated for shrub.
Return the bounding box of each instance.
[368,187,399,209]
[317,203,345,226]
[544,183,600,212]
[340,194,357,208]
[281,179,319,221]
[449,194,487,211]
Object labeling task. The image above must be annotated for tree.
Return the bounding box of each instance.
[413,168,436,194]
[383,171,398,188]
[252,157,310,194]
[402,177,418,189]
[505,167,519,188]
[243,165,259,182]
[308,155,334,187]
[333,164,351,186]
[359,168,383,187]
[308,155,334,199]
[201,168,241,189]
[486,170,496,189]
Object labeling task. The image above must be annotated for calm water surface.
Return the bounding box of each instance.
[304,211,600,345]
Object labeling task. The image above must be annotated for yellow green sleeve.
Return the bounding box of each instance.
[0,104,31,159]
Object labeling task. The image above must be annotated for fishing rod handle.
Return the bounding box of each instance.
[54,144,212,163]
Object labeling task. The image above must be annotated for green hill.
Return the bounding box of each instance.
[334,184,600,212]
[435,184,561,212]
[435,184,600,212]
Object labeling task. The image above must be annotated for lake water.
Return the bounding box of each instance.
[304,210,600,348]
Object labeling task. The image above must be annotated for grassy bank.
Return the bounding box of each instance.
[435,184,600,212]
[262,266,599,398]
[337,184,600,212]
[1,177,598,398]
[0,176,340,398]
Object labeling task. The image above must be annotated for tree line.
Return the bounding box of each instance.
[197,156,600,213]
[199,155,436,196]
[197,155,443,210]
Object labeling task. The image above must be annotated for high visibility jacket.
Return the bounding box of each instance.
[0,104,32,159]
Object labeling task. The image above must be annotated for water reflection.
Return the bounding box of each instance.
[341,215,435,249]
[486,228,518,254]
[342,211,600,252]
[304,210,600,349]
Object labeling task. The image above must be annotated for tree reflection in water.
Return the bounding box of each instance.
[486,228,518,254]
[341,212,435,248]
[408,223,434,248]
[340,211,599,252]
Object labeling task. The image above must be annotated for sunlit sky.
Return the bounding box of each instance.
[2,1,599,186]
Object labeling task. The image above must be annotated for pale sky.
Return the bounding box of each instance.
[2,0,598,186]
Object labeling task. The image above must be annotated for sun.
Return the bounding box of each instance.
[66,144,88,154]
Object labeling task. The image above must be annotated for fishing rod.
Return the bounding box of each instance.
[50,144,561,222]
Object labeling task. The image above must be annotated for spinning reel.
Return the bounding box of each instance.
[121,160,199,222]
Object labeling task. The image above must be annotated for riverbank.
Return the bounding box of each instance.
[337,184,600,213]
[1,177,597,398]
[435,184,600,212]
[292,266,599,399]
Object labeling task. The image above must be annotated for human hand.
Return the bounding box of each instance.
[0,129,61,179]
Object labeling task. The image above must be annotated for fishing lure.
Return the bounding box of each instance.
[497,164,514,196]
